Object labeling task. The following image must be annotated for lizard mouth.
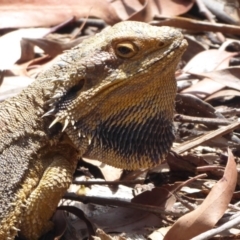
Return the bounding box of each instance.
[158,38,187,63]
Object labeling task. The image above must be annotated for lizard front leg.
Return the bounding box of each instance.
[19,151,78,240]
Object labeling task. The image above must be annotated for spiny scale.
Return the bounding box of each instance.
[61,119,69,132]
[41,108,55,118]
[49,116,62,128]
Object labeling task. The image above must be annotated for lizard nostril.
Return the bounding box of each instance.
[159,41,164,47]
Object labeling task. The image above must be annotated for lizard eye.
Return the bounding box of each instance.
[115,42,138,58]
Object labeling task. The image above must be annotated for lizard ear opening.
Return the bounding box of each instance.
[115,42,138,58]
[68,79,85,95]
[54,79,85,112]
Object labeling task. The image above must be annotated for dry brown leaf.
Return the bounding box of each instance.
[183,49,237,74]
[153,0,195,17]
[182,50,238,98]
[173,121,240,154]
[152,16,240,35]
[164,149,237,240]
[52,210,67,240]
[182,36,206,63]
[90,206,161,234]
[111,0,153,23]
[82,158,122,181]
[118,0,193,22]
[0,28,50,70]
[131,186,178,211]
[183,67,240,99]
[201,0,240,25]
[181,78,225,99]
[197,67,240,91]
[205,89,240,101]
[22,37,85,57]
[0,0,196,29]
[0,0,120,28]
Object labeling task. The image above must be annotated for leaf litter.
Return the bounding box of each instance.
[1,0,240,239]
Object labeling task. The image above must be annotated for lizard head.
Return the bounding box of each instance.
[42,21,187,170]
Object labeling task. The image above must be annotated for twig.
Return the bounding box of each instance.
[173,174,208,193]
[173,121,240,154]
[73,179,145,186]
[63,193,182,216]
[195,0,225,42]
[76,18,107,29]
[174,114,231,126]
[71,8,94,40]
[201,0,238,25]
[197,165,225,172]
[151,17,240,35]
[44,17,76,37]
[0,70,4,88]
[217,108,240,117]
[220,211,240,224]
[191,212,240,240]
[175,194,196,211]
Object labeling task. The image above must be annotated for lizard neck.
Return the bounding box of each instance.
[66,68,177,169]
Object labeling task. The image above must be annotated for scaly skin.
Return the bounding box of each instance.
[0,79,79,239]
[0,21,187,239]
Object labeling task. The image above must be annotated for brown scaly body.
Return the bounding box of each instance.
[0,21,187,239]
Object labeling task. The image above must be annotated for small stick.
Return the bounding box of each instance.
[173,121,240,154]
[63,192,175,215]
[174,114,231,126]
[195,0,225,42]
[73,179,145,186]
[191,212,240,240]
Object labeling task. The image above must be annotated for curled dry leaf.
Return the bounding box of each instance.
[205,89,240,101]
[0,0,195,29]
[0,0,120,28]
[115,0,195,23]
[111,0,153,23]
[152,16,240,35]
[164,149,237,240]
[82,158,122,181]
[181,35,206,63]
[152,0,195,17]
[197,67,240,91]
[91,205,161,234]
[181,78,225,99]
[22,37,85,58]
[131,185,180,211]
[201,0,240,25]
[0,28,50,70]
[182,50,238,98]
[183,66,240,99]
[51,210,67,240]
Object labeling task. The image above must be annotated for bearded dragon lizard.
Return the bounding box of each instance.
[0,21,187,239]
